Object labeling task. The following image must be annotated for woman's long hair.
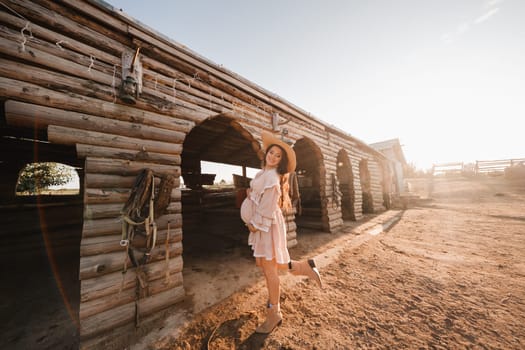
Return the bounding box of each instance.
[264,144,292,213]
[279,173,292,213]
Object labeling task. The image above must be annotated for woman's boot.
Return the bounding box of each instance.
[255,302,282,334]
[289,259,323,288]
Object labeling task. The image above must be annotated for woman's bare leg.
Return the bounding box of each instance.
[260,258,280,306]
[256,258,282,333]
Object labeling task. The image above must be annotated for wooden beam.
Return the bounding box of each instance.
[47,125,181,155]
[5,100,186,144]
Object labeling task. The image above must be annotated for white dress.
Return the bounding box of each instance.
[240,168,290,264]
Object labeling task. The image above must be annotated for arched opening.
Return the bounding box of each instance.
[16,162,80,196]
[380,162,393,210]
[359,159,374,214]
[336,149,356,221]
[293,137,327,232]
[1,103,83,349]
[180,115,261,309]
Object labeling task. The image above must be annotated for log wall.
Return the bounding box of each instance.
[0,0,389,347]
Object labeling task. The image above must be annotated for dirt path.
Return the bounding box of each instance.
[148,176,525,349]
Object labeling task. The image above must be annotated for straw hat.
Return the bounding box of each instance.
[261,131,296,173]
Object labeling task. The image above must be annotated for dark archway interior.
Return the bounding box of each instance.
[359,159,374,214]
[181,116,260,266]
[337,150,356,221]
[381,163,393,210]
[0,103,83,349]
[293,138,323,232]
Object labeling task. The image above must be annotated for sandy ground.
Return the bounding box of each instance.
[144,176,525,350]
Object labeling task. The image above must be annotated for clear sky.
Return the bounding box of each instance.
[108,0,524,171]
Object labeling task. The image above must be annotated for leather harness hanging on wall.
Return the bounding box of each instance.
[119,168,175,326]
[120,169,157,267]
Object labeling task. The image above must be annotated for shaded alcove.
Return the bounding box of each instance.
[336,149,356,221]
[0,108,84,349]
[180,115,261,275]
[293,137,327,232]
[359,159,374,214]
[380,162,393,210]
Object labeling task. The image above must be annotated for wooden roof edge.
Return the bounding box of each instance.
[86,0,382,159]
[86,0,326,130]
[323,124,387,161]
[370,138,407,165]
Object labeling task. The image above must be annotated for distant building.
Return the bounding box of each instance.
[370,139,407,195]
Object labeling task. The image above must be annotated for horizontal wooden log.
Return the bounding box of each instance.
[0,9,118,65]
[85,202,181,220]
[0,13,300,132]
[0,18,213,120]
[81,217,122,238]
[84,178,177,203]
[100,200,191,220]
[142,63,279,124]
[84,203,123,220]
[80,271,183,320]
[85,188,181,204]
[3,1,380,164]
[85,157,180,177]
[80,261,183,305]
[85,173,181,189]
[84,188,129,204]
[165,201,181,213]
[0,31,113,86]
[5,100,185,144]
[80,228,182,257]
[0,32,211,123]
[139,70,228,118]
[327,212,343,223]
[0,5,219,119]
[48,0,294,126]
[80,285,185,339]
[82,213,182,238]
[48,125,181,155]
[127,26,328,131]
[58,0,128,32]
[3,22,214,125]
[0,74,197,133]
[7,0,125,54]
[80,234,120,255]
[141,64,233,112]
[85,174,132,189]
[79,242,183,280]
[285,221,297,233]
[80,302,134,340]
[77,144,180,165]
[141,55,272,128]
[329,219,344,232]
[0,57,121,122]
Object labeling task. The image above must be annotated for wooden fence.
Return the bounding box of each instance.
[475,158,525,174]
[432,158,525,176]
[432,162,464,175]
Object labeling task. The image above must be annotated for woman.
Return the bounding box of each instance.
[241,131,322,334]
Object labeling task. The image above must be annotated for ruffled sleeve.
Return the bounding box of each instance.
[250,184,281,232]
